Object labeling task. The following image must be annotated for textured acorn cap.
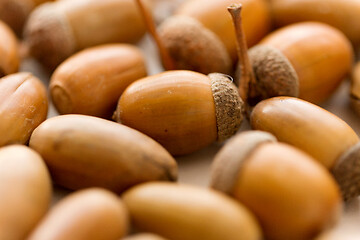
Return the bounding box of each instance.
[158,16,232,75]
[23,2,76,70]
[247,45,299,105]
[209,73,244,142]
[332,142,360,201]
[211,131,276,194]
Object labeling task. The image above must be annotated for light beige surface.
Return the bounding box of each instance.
[19,0,360,238]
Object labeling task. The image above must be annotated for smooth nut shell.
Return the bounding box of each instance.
[232,142,342,240]
[251,97,359,169]
[0,72,48,146]
[122,182,262,240]
[158,16,231,74]
[176,0,271,60]
[50,44,147,119]
[24,0,149,69]
[270,0,360,46]
[28,188,128,240]
[29,114,177,193]
[0,145,52,240]
[0,20,19,76]
[260,22,353,104]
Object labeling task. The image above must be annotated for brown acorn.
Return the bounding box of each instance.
[24,0,151,70]
[0,20,19,77]
[115,70,244,156]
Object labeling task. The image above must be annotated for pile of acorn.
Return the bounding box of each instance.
[1,0,360,239]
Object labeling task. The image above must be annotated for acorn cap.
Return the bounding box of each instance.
[23,2,76,70]
[211,131,276,194]
[158,16,232,75]
[332,142,360,201]
[247,45,299,105]
[209,73,244,142]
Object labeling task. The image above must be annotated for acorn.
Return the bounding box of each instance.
[28,188,129,240]
[122,182,262,240]
[50,44,147,119]
[114,70,244,156]
[0,20,19,77]
[0,145,52,240]
[23,0,151,70]
[269,0,360,47]
[0,0,53,35]
[29,114,177,193]
[136,0,271,74]
[211,131,342,240]
[251,96,360,200]
[0,72,48,147]
[228,4,353,107]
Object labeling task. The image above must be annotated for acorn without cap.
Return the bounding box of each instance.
[115,70,244,156]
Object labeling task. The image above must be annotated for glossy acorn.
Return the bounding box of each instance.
[29,114,177,193]
[115,70,244,156]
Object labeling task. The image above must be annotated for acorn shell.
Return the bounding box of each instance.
[158,16,231,75]
[50,44,147,119]
[260,22,353,104]
[350,61,360,117]
[122,233,168,240]
[116,70,243,155]
[247,45,298,106]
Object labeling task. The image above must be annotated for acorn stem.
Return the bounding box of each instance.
[135,0,175,70]
[227,4,256,105]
